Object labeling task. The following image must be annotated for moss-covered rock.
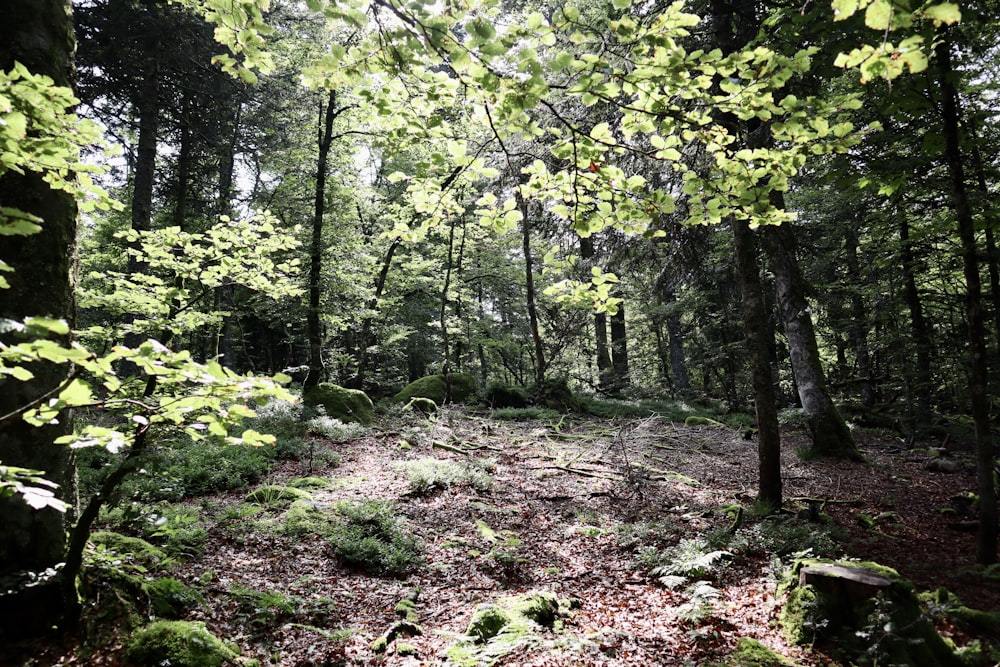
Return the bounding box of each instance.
[90,531,166,568]
[780,559,964,667]
[484,383,528,409]
[404,396,438,415]
[125,620,240,667]
[303,383,374,424]
[245,484,312,506]
[395,373,476,405]
[286,476,331,490]
[446,591,571,664]
[528,378,580,412]
[727,637,795,666]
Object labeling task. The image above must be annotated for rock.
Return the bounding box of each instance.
[395,373,477,405]
[404,396,438,415]
[303,383,374,424]
[126,620,242,667]
[926,458,962,473]
[484,383,528,408]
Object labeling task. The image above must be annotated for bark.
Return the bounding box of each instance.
[935,37,997,565]
[656,280,691,393]
[844,225,876,408]
[763,217,859,460]
[0,0,78,637]
[580,236,613,385]
[304,91,338,390]
[898,217,934,424]
[733,219,782,507]
[516,189,546,385]
[610,304,630,387]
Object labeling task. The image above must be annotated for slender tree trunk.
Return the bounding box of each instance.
[844,225,876,408]
[0,0,78,637]
[898,216,933,424]
[439,216,458,401]
[516,189,545,386]
[580,237,613,385]
[354,238,400,389]
[304,90,338,391]
[733,219,782,507]
[657,279,691,393]
[763,216,859,460]
[610,304,629,386]
[710,0,781,506]
[936,37,997,564]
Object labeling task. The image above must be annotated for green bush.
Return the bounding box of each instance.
[327,500,422,575]
[484,383,528,409]
[395,373,477,404]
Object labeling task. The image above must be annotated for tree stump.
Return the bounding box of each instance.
[798,564,893,609]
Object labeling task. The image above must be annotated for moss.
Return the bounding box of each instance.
[396,598,419,623]
[90,531,166,567]
[283,499,330,535]
[467,606,515,643]
[781,558,964,667]
[395,642,418,656]
[303,383,374,424]
[404,397,438,415]
[125,620,239,667]
[729,637,795,667]
[286,476,330,490]
[528,378,580,412]
[143,577,203,619]
[245,485,312,506]
[484,383,528,409]
[684,415,726,427]
[395,373,477,404]
[509,591,560,628]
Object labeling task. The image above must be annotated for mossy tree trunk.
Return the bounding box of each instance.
[0,0,78,638]
[763,217,860,461]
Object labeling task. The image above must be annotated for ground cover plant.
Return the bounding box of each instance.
[8,403,999,666]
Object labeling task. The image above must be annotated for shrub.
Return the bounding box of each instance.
[484,383,528,409]
[528,377,580,411]
[143,577,203,619]
[327,500,421,575]
[245,484,312,506]
[306,414,368,440]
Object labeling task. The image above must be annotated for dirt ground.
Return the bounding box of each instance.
[7,408,1000,666]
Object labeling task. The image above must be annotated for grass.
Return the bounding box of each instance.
[394,457,494,495]
[326,500,422,575]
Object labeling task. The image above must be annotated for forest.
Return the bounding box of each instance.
[1,0,999,664]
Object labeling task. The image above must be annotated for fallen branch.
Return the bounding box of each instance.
[432,441,469,455]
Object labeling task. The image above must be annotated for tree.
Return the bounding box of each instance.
[0,0,80,637]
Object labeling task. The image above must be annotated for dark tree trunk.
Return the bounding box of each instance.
[580,236,613,385]
[657,281,691,393]
[733,220,782,507]
[610,304,629,386]
[763,217,859,460]
[516,189,546,385]
[0,0,78,637]
[353,238,400,389]
[304,90,338,391]
[935,37,997,564]
[711,0,781,507]
[844,225,876,408]
[898,217,933,425]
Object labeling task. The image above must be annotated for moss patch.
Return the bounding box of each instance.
[728,637,795,667]
[125,620,240,667]
[283,499,332,536]
[404,397,438,415]
[90,531,166,568]
[303,383,374,424]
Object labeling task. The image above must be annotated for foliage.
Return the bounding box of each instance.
[125,619,240,667]
[727,637,796,667]
[647,537,731,589]
[89,531,168,570]
[245,484,312,506]
[712,519,844,559]
[483,383,528,409]
[144,577,203,619]
[326,500,422,575]
[395,457,494,495]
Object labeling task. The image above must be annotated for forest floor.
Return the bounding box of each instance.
[8,407,1000,666]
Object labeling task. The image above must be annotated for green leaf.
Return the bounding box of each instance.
[922,2,961,25]
[57,378,93,406]
[864,0,893,29]
[831,0,860,20]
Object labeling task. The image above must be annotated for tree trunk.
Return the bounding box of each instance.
[763,217,860,460]
[844,225,876,408]
[935,37,997,565]
[354,237,400,389]
[898,217,934,425]
[304,90,338,391]
[610,304,630,387]
[516,189,546,386]
[580,236,613,386]
[0,0,78,637]
[733,219,783,507]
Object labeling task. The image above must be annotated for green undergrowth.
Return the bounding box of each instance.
[490,407,561,421]
[395,457,494,494]
[125,620,243,667]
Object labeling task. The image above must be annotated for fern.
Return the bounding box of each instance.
[648,537,731,583]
